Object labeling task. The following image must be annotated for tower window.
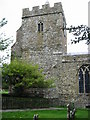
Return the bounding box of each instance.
[78,65,90,93]
[41,23,43,31]
[79,69,84,93]
[38,23,40,32]
[38,22,43,32]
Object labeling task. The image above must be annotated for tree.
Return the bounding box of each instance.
[0,18,7,28]
[63,25,90,45]
[0,18,13,66]
[0,18,10,50]
[2,59,54,95]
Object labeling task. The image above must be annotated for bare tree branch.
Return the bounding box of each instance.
[0,18,7,28]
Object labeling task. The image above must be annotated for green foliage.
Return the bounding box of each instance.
[2,59,54,95]
[2,81,9,89]
[0,89,9,94]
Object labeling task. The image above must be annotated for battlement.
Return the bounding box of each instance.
[22,2,63,18]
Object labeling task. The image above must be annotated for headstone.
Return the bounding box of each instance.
[33,114,38,120]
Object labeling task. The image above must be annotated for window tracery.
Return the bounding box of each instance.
[78,65,90,93]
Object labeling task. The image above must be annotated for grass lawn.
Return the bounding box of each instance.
[0,90,9,94]
[2,108,90,120]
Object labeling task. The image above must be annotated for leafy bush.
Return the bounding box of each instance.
[2,59,54,96]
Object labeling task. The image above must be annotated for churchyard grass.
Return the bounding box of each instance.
[2,108,90,119]
[0,90,8,94]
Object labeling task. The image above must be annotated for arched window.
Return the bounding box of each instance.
[38,23,40,32]
[85,68,90,93]
[78,65,90,93]
[41,23,43,31]
[79,69,84,93]
[38,22,43,32]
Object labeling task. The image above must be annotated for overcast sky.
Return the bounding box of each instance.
[0,0,89,54]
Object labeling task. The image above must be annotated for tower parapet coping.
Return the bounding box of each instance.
[22,2,63,18]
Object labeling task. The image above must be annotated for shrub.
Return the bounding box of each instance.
[2,59,54,96]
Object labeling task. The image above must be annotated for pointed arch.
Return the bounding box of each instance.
[78,68,84,93]
[78,64,90,93]
[38,22,43,32]
[85,68,90,93]
[38,23,40,32]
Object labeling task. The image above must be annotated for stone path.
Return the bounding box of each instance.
[2,107,65,112]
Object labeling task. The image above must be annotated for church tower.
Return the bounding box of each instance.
[12,2,67,62]
[11,2,90,108]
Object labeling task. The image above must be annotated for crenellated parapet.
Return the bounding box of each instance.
[22,2,63,18]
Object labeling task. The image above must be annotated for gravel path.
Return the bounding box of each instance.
[2,107,65,112]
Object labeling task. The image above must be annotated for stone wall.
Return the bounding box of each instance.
[24,88,59,98]
[58,54,90,108]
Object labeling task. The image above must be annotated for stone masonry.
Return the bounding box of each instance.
[12,2,90,108]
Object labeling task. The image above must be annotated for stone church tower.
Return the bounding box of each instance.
[12,2,67,61]
[12,2,90,108]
